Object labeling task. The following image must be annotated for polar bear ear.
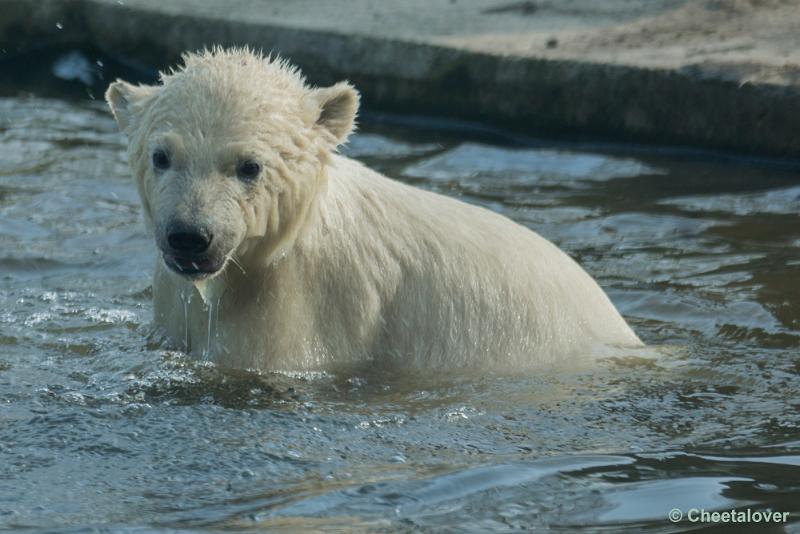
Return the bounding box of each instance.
[310,82,360,146]
[105,80,157,132]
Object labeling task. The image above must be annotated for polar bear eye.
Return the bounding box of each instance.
[236,160,261,181]
[152,149,170,171]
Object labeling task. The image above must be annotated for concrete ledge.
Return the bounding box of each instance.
[3,0,800,158]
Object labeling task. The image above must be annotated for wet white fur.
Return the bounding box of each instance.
[106,48,641,371]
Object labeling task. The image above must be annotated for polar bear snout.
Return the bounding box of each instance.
[166,221,213,255]
[160,220,224,278]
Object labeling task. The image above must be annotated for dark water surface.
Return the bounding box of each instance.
[1,59,800,532]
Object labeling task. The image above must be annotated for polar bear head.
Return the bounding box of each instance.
[105,47,359,280]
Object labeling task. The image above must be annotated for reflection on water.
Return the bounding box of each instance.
[0,92,799,532]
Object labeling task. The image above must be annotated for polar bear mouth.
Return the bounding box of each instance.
[163,253,224,279]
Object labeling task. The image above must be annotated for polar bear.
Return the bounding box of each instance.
[105,48,641,371]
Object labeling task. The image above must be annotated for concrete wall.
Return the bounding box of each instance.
[3,0,800,158]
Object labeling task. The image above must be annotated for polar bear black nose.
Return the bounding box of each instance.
[167,222,212,255]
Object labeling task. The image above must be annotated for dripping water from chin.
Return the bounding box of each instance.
[204,298,213,361]
[191,277,224,361]
[181,287,193,352]
[193,279,210,305]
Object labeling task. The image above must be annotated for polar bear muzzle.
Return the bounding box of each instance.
[161,220,224,278]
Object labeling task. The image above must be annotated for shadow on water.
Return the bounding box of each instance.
[0,47,799,532]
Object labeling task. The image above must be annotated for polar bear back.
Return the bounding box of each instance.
[297,154,641,369]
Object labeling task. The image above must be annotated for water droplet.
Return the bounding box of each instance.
[193,279,209,304]
[182,288,191,352]
[204,299,213,360]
